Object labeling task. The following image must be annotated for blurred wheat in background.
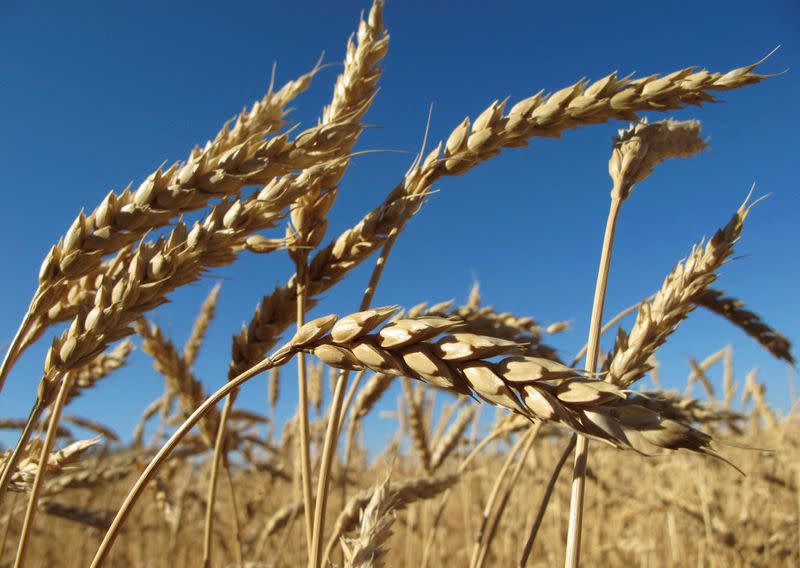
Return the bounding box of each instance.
[0,1,796,566]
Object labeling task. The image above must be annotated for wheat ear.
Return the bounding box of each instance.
[696,288,793,363]
[324,473,460,564]
[340,475,395,568]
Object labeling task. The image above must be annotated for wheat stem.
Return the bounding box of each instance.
[202,392,236,567]
[14,373,74,568]
[310,369,348,567]
[0,311,33,393]
[0,400,45,506]
[475,423,539,568]
[295,268,316,559]
[565,195,622,567]
[90,344,295,567]
[519,434,577,567]
[470,427,534,568]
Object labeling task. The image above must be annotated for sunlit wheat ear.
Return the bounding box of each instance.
[324,473,459,564]
[0,60,325,389]
[604,196,754,389]
[284,311,727,459]
[288,0,389,263]
[341,475,395,568]
[609,118,707,200]
[2,438,100,494]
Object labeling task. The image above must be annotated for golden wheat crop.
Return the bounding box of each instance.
[0,1,795,567]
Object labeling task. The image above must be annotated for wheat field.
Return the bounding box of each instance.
[0,1,797,566]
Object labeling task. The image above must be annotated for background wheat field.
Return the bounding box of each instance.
[0,1,798,566]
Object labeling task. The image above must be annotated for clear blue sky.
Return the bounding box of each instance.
[0,0,797,448]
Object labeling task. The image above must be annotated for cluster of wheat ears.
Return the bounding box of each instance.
[0,1,796,566]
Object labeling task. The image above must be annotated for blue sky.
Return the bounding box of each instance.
[0,0,797,448]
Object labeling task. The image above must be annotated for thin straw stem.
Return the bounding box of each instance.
[420,420,531,568]
[570,298,647,367]
[202,392,236,567]
[310,369,348,568]
[295,270,316,559]
[14,373,74,568]
[0,400,44,506]
[0,312,32,393]
[519,434,577,567]
[470,427,533,568]
[90,346,293,568]
[565,196,622,567]
[475,424,540,568]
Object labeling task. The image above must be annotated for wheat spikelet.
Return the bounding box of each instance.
[263,500,305,538]
[2,438,99,494]
[284,309,728,458]
[39,501,114,531]
[609,118,707,200]
[696,288,793,363]
[324,473,459,564]
[268,367,281,410]
[309,360,324,416]
[341,476,394,568]
[44,457,136,494]
[407,294,559,359]
[629,391,744,432]
[1,64,327,386]
[38,162,345,407]
[605,198,753,389]
[288,0,388,262]
[0,419,72,440]
[183,283,221,367]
